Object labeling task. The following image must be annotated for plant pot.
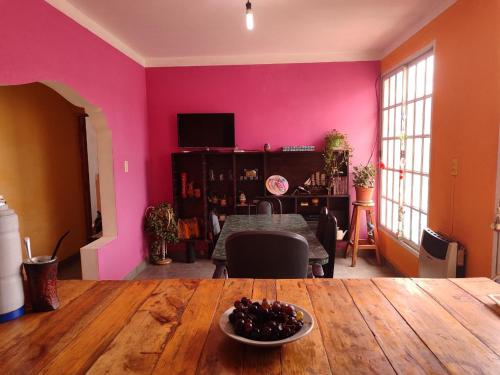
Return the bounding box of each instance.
[355,186,374,202]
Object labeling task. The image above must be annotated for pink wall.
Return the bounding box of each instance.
[0,0,148,279]
[146,62,380,204]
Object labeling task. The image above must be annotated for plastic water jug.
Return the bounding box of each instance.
[0,198,25,323]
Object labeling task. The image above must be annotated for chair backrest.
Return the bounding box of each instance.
[225,230,309,278]
[316,206,329,241]
[321,212,338,278]
[265,197,283,214]
[256,200,273,215]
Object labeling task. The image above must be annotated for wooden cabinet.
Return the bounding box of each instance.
[172,151,350,246]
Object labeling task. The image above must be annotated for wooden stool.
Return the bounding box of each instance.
[345,201,381,267]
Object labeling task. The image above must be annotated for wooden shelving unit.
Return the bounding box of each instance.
[172,150,350,249]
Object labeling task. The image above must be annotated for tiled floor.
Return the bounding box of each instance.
[134,250,399,280]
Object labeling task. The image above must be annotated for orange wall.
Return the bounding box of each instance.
[0,83,88,261]
[380,0,500,276]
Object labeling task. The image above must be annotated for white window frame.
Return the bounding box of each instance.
[379,49,434,250]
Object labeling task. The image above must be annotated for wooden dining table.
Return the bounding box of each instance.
[211,214,329,278]
[1,277,499,374]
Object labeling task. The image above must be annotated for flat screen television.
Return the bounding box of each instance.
[177,113,235,148]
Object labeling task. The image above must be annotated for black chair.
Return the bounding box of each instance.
[312,207,329,277]
[256,200,273,215]
[321,212,338,277]
[225,231,309,278]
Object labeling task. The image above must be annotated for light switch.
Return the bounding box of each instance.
[124,160,129,173]
[451,159,458,176]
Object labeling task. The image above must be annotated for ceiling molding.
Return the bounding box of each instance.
[45,0,145,66]
[381,0,457,58]
[145,51,381,68]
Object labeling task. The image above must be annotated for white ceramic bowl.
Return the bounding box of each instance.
[219,302,314,347]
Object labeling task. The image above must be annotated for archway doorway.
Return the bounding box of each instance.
[0,81,117,279]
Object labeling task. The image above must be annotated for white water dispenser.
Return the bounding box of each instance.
[0,196,25,323]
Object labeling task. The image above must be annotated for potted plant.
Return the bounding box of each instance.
[352,163,376,202]
[144,203,178,264]
[324,130,352,194]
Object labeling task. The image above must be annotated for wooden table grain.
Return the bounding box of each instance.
[0,278,499,374]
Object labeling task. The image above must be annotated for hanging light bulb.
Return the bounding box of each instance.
[245,1,254,30]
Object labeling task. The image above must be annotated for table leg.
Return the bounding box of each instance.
[212,262,226,279]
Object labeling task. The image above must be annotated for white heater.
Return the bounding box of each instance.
[418,228,465,278]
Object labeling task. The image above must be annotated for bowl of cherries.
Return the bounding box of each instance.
[219,297,314,347]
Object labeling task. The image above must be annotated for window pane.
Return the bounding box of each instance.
[403,207,411,239]
[394,168,400,201]
[404,173,412,206]
[388,108,395,137]
[414,138,423,172]
[423,138,430,174]
[382,140,388,166]
[388,140,394,169]
[412,174,421,209]
[406,102,414,136]
[416,60,426,98]
[408,65,416,101]
[426,55,434,95]
[387,200,393,231]
[421,176,429,213]
[406,138,413,171]
[424,98,432,135]
[420,213,428,244]
[389,75,396,106]
[383,79,389,108]
[392,203,399,233]
[411,209,420,244]
[415,100,424,135]
[394,140,401,170]
[395,106,402,137]
[380,198,387,226]
[383,109,389,138]
[381,169,387,197]
[387,170,394,200]
[396,71,403,104]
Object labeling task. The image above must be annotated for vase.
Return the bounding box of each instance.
[154,240,172,265]
[355,187,374,202]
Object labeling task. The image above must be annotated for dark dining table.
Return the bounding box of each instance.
[211,214,329,278]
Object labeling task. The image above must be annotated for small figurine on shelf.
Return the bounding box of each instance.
[208,169,215,182]
[180,172,188,199]
[187,182,194,198]
[264,143,271,152]
[239,192,247,205]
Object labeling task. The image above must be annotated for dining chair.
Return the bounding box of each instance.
[225,230,309,278]
[312,210,337,278]
[256,200,273,215]
[312,207,329,277]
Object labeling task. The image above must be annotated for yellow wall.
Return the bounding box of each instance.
[380,0,500,276]
[0,83,88,261]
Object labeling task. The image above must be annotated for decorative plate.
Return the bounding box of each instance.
[219,302,314,348]
[265,175,289,195]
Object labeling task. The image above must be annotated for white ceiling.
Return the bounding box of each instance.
[46,0,456,67]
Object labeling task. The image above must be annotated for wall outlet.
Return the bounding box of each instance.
[451,158,458,176]
[124,160,129,173]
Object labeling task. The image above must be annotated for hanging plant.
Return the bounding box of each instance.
[144,203,178,264]
[323,129,353,178]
